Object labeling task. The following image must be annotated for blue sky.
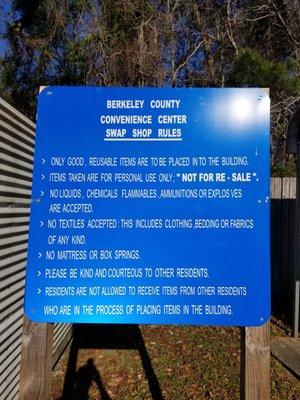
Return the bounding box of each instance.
[0,0,12,56]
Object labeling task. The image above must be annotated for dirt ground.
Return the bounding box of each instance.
[52,321,300,400]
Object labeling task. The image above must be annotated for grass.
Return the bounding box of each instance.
[52,321,300,400]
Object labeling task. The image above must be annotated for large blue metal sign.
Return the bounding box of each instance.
[24,87,270,325]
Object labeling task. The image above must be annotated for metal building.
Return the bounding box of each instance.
[0,97,71,400]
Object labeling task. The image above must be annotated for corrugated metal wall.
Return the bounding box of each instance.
[0,98,72,400]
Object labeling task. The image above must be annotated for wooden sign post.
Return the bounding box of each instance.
[19,86,53,400]
[19,317,53,400]
[241,323,270,400]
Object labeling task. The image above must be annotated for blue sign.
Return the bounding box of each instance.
[24,87,270,326]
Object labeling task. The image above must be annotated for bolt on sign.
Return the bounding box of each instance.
[24,87,270,325]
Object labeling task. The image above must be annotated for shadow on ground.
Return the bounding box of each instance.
[59,324,164,400]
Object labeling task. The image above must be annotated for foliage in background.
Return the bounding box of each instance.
[0,0,299,174]
[231,49,299,93]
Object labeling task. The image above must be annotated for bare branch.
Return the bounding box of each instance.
[245,13,276,22]
[268,0,299,46]
[171,39,204,86]
[226,0,239,55]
